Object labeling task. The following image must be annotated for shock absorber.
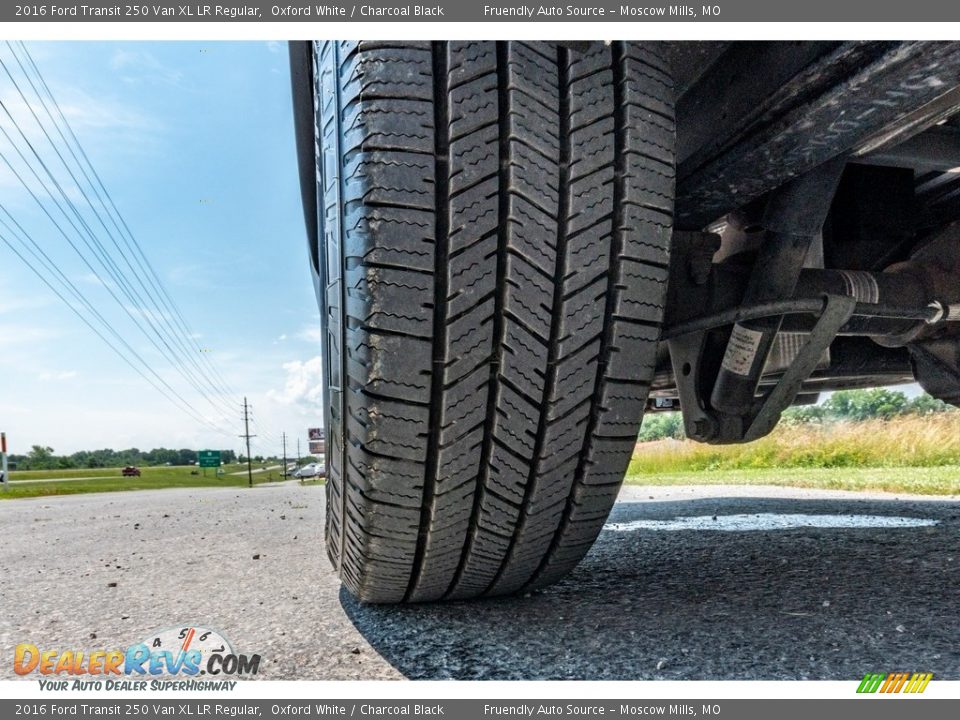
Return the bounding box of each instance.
[709,158,847,415]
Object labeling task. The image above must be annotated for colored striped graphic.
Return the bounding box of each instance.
[857,672,932,694]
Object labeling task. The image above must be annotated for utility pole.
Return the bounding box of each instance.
[1,432,8,491]
[296,438,301,469]
[240,397,256,488]
[282,432,288,478]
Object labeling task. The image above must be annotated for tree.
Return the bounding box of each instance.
[781,404,825,424]
[822,388,908,421]
[28,445,56,470]
[906,393,954,415]
[638,412,685,441]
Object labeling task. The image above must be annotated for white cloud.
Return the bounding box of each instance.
[0,297,52,315]
[38,370,77,381]
[77,272,110,287]
[0,79,161,197]
[0,83,157,137]
[296,324,323,343]
[0,322,61,342]
[267,356,323,408]
[109,49,184,87]
[124,304,173,323]
[265,41,283,54]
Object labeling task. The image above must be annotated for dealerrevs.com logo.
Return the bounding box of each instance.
[14,625,261,691]
[857,672,933,694]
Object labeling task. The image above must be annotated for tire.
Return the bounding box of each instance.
[314,40,675,603]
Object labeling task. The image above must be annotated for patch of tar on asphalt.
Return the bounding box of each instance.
[604,513,940,532]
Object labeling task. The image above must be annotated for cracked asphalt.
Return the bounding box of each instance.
[1,482,958,680]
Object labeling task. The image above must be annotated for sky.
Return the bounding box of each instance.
[0,41,925,459]
[0,41,324,457]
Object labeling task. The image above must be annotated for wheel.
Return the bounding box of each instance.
[314,40,675,602]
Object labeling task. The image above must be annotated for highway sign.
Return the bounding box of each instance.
[198,450,221,468]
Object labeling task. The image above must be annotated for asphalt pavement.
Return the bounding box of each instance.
[1,482,958,680]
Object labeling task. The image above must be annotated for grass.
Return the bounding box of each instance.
[5,463,250,480]
[0,463,293,500]
[627,414,960,495]
[624,466,960,496]
[6,416,958,499]
[631,414,960,471]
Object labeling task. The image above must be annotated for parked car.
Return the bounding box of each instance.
[291,40,960,603]
[121,466,141,477]
[293,463,320,479]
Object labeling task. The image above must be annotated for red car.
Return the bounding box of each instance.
[121,466,141,477]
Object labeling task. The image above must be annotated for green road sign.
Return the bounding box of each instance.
[198,450,221,468]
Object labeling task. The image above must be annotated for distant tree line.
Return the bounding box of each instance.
[638,389,956,442]
[9,446,239,471]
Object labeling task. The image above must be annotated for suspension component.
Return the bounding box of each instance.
[662,219,960,444]
[709,158,847,415]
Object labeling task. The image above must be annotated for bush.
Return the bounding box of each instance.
[638,412,684,442]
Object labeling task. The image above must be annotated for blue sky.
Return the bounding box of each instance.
[0,41,323,456]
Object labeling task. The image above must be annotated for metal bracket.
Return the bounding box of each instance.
[669,294,858,444]
[743,294,857,441]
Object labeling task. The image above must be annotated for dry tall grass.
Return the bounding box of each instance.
[629,413,960,474]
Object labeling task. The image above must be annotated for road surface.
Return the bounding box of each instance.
[1,482,958,680]
[6,475,120,485]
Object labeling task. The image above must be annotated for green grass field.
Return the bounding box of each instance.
[5,415,959,499]
[624,465,960,495]
[0,463,295,499]
[5,464,253,480]
[627,414,960,495]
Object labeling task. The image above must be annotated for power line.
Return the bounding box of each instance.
[16,41,240,401]
[1,46,240,414]
[0,199,236,435]
[7,41,240,403]
[0,226,235,439]
[0,215,234,438]
[0,75,238,420]
[0,44,244,439]
[0,133,235,423]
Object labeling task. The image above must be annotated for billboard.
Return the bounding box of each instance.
[309,441,324,455]
[308,427,324,441]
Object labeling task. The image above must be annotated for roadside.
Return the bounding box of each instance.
[2,482,956,680]
[628,413,960,496]
[7,475,122,484]
[624,466,960,496]
[227,464,282,476]
[0,464,291,500]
